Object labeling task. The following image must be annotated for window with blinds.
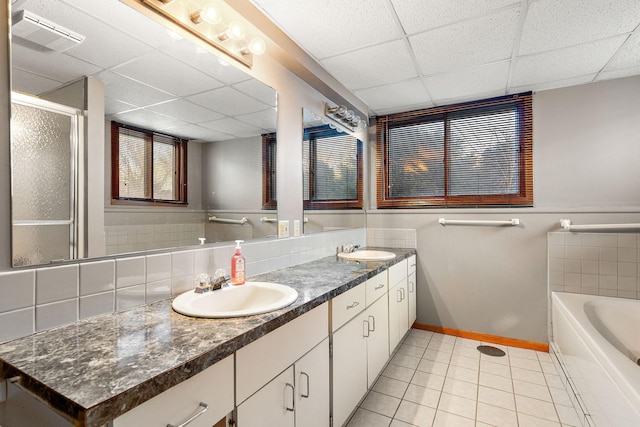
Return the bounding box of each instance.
[111,122,188,205]
[376,93,532,208]
[262,125,363,209]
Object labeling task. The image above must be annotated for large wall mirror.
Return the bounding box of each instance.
[301,108,365,234]
[9,0,277,266]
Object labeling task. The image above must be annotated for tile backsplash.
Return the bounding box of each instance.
[0,227,367,343]
[548,232,640,299]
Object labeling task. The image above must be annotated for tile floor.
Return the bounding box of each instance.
[346,329,582,427]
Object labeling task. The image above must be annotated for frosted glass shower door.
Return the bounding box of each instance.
[11,94,80,266]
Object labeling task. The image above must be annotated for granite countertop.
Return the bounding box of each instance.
[0,248,415,427]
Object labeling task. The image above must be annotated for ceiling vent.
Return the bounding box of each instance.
[12,10,85,52]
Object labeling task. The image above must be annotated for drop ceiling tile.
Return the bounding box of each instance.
[112,109,189,133]
[104,98,138,116]
[252,0,402,58]
[321,39,418,90]
[11,43,101,84]
[96,71,176,107]
[162,124,234,142]
[511,36,628,87]
[187,87,270,116]
[410,7,520,75]
[236,109,278,132]
[354,80,431,114]
[233,80,277,107]
[11,68,62,96]
[199,117,262,137]
[16,0,154,69]
[518,0,640,55]
[147,99,224,124]
[596,66,640,82]
[604,32,640,71]
[510,74,597,94]
[112,51,223,97]
[63,0,176,48]
[391,0,519,35]
[162,40,252,85]
[423,61,510,104]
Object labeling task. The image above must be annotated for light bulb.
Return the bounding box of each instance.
[200,6,221,24]
[336,105,347,117]
[345,110,355,120]
[246,37,266,55]
[226,21,246,41]
[352,116,361,125]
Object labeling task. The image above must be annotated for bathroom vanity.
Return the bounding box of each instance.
[0,249,416,427]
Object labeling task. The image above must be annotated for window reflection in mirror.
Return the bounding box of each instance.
[9,0,277,266]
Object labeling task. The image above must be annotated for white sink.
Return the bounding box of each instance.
[172,282,298,318]
[337,250,397,261]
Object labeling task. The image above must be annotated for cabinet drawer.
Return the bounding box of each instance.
[365,271,387,306]
[332,283,366,332]
[408,255,416,276]
[236,303,328,404]
[113,355,233,427]
[388,259,408,288]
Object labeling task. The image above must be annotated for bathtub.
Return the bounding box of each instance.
[552,292,640,427]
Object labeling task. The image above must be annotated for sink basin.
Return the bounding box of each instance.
[337,250,397,261]
[172,282,299,318]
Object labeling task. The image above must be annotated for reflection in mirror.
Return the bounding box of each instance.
[301,108,365,234]
[10,0,277,266]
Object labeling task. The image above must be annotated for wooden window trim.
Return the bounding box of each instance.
[111,121,188,207]
[376,93,533,208]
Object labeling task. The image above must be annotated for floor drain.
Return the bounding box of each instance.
[477,345,506,357]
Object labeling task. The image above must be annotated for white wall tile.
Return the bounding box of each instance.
[116,256,145,288]
[171,251,194,277]
[116,284,146,311]
[146,253,171,282]
[80,292,115,320]
[146,279,171,303]
[36,265,79,305]
[80,260,115,296]
[171,275,192,296]
[0,308,34,343]
[36,299,77,332]
[0,270,35,312]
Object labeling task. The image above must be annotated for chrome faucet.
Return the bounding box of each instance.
[336,244,360,255]
[193,270,230,293]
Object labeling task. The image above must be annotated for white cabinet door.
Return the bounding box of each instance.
[366,294,389,388]
[236,366,295,427]
[332,310,368,427]
[388,278,409,353]
[295,339,330,427]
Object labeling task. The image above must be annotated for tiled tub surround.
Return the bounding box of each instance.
[0,227,367,343]
[0,248,414,426]
[547,232,640,299]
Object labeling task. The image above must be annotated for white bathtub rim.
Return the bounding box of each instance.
[551,291,640,416]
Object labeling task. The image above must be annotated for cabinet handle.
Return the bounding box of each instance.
[397,289,403,303]
[300,372,310,398]
[374,284,384,290]
[166,402,208,427]
[346,301,360,310]
[401,288,406,301]
[409,280,415,293]
[285,383,295,412]
[368,315,375,332]
[363,319,370,337]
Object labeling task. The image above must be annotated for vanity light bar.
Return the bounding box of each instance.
[134,0,263,68]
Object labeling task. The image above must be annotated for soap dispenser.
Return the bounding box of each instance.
[231,240,246,285]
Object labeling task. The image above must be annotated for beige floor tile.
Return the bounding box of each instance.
[408,329,433,341]
[427,340,454,353]
[476,402,518,427]
[480,359,512,377]
[509,355,542,372]
[430,333,456,344]
[515,394,559,422]
[346,408,392,427]
[411,370,446,391]
[477,385,515,410]
[452,345,481,359]
[382,363,416,383]
[394,401,436,427]
[373,376,410,399]
[403,383,441,408]
[513,379,553,402]
[397,343,427,358]
[480,352,510,365]
[437,392,477,419]
[361,391,402,418]
[549,385,573,406]
[518,412,561,426]
[508,347,539,360]
[389,419,416,427]
[511,366,547,386]
[442,377,478,400]
[416,358,448,376]
[446,365,479,384]
[449,353,480,369]
[403,335,430,349]
[555,403,582,426]
[454,337,482,348]
[432,410,475,427]
[391,353,422,370]
[478,371,514,393]
[545,373,565,390]
[423,348,453,363]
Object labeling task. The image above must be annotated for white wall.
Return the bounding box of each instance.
[367,76,640,343]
